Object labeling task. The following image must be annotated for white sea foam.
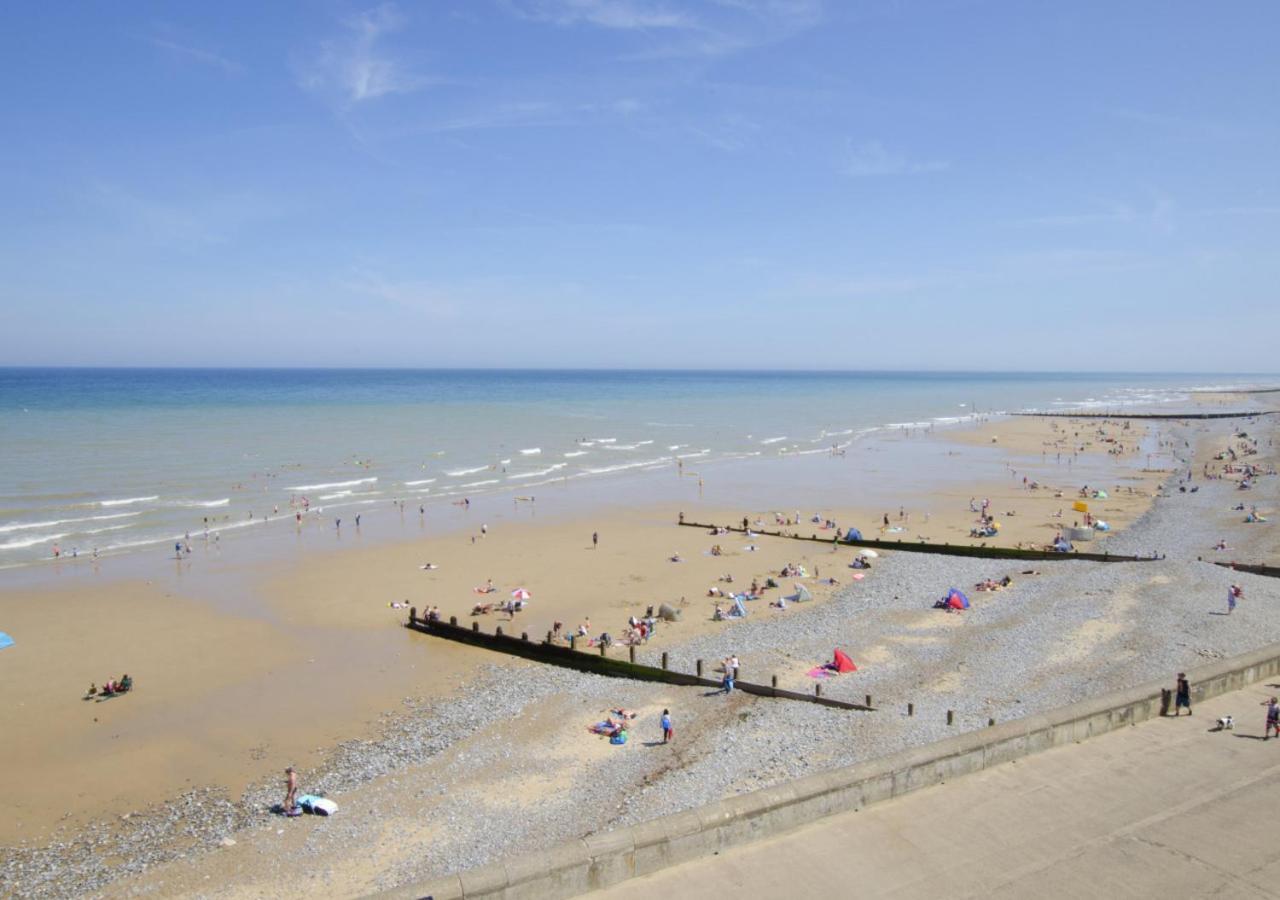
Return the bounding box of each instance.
[667,445,684,451]
[563,451,589,458]
[520,448,541,455]
[0,532,71,550]
[637,440,654,445]
[0,512,139,534]
[594,438,617,443]
[507,464,566,481]
[459,479,500,488]
[167,497,231,508]
[100,495,158,507]
[500,459,512,465]
[677,449,710,459]
[604,444,640,450]
[446,466,490,477]
[760,436,788,445]
[82,523,133,536]
[404,479,436,486]
[319,491,353,500]
[287,477,377,492]
[582,457,670,475]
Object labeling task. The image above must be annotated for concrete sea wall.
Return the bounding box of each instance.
[380,639,1280,900]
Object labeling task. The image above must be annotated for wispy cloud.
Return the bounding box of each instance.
[136,29,242,74]
[507,0,822,58]
[298,3,429,105]
[841,140,948,177]
[1102,106,1235,141]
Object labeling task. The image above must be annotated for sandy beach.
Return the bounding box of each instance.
[2,399,1276,897]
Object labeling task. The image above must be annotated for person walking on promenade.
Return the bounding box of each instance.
[1264,697,1280,740]
[1175,673,1192,716]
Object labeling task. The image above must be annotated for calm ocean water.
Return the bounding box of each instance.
[0,369,1270,567]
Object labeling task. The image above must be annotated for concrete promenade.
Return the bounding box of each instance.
[601,682,1280,899]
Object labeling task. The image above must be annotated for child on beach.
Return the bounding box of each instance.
[661,709,673,743]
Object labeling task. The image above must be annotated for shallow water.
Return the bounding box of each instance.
[0,368,1267,570]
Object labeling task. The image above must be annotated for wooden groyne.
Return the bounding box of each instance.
[676,519,1155,564]
[1011,411,1270,420]
[1211,560,1280,579]
[404,610,874,712]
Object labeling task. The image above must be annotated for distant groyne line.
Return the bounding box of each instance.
[1010,411,1270,420]
[404,611,874,712]
[676,519,1155,564]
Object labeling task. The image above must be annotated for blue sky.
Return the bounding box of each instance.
[2,1,1277,369]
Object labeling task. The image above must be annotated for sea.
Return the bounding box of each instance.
[0,369,1272,570]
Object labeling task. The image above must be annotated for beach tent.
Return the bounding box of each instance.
[0,632,12,651]
[1072,501,1089,513]
[657,603,681,622]
[844,528,863,542]
[945,588,970,611]
[730,596,748,618]
[511,588,532,600]
[785,584,813,602]
[1095,490,1108,499]
[831,649,857,673]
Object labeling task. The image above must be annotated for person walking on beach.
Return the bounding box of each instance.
[661,708,673,743]
[1174,673,1192,716]
[592,531,599,549]
[283,766,298,814]
[1264,697,1280,740]
[1228,584,1242,615]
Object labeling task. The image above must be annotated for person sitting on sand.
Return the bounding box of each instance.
[771,596,788,610]
[474,579,495,594]
[611,708,639,720]
[720,573,734,583]
[669,552,683,562]
[713,604,726,621]
[85,683,97,699]
[710,544,722,556]
[708,586,723,597]
[471,602,494,616]
[102,679,116,696]
[577,620,591,639]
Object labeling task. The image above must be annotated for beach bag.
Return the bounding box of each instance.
[298,794,339,816]
[610,732,628,745]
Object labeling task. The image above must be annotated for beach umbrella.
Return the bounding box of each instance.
[511,588,532,601]
[858,548,879,558]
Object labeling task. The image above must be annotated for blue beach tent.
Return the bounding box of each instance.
[0,632,13,650]
[945,588,970,610]
[844,527,864,542]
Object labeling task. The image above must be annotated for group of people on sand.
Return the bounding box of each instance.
[85,674,133,699]
[974,575,1013,592]
[587,707,675,745]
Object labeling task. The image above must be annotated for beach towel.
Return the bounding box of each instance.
[807,666,834,679]
[851,573,865,581]
[0,632,12,651]
[297,794,338,816]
